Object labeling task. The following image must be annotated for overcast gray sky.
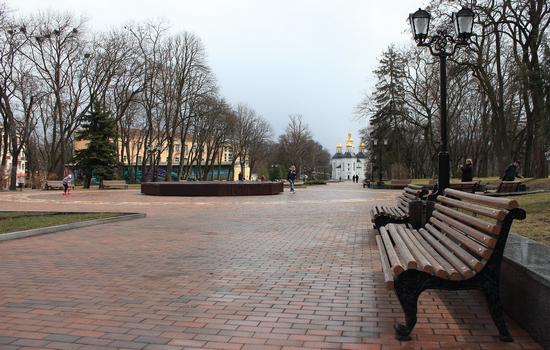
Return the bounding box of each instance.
[7,0,426,153]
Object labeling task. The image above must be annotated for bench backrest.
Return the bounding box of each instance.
[391,179,411,185]
[496,181,520,193]
[422,189,525,278]
[449,181,479,193]
[396,185,426,214]
[103,180,126,184]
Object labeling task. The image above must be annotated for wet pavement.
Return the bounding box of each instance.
[0,183,541,349]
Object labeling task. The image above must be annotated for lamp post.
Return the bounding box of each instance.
[145,146,153,182]
[146,144,161,182]
[409,7,475,195]
[373,139,388,187]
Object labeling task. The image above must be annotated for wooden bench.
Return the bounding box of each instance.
[375,188,526,341]
[484,180,522,194]
[449,181,479,193]
[370,184,427,228]
[496,181,521,193]
[101,180,128,189]
[388,179,412,189]
[44,180,73,190]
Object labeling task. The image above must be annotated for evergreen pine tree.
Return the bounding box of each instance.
[370,45,407,139]
[367,45,409,178]
[73,101,118,188]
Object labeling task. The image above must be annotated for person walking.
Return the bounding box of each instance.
[460,158,473,182]
[62,173,72,196]
[287,165,297,193]
[502,160,523,181]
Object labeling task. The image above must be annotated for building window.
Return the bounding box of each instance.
[175,144,181,152]
[175,157,180,163]
[137,156,142,163]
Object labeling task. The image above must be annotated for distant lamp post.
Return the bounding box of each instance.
[409,7,475,195]
[373,139,388,187]
[145,144,161,182]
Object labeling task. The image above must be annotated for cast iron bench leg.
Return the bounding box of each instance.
[393,270,428,341]
[483,281,513,342]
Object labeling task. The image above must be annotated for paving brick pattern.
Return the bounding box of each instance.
[0,183,541,349]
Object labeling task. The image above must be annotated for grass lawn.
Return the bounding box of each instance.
[508,192,550,245]
[0,212,121,235]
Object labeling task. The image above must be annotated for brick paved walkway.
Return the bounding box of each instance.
[0,183,541,349]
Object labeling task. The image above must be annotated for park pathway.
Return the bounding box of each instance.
[0,182,541,349]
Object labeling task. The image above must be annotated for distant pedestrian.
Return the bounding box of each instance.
[287,165,297,193]
[62,174,72,196]
[502,160,523,181]
[460,158,473,182]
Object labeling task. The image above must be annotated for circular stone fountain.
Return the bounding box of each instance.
[141,181,284,196]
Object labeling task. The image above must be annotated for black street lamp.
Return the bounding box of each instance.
[409,7,475,195]
[373,139,388,187]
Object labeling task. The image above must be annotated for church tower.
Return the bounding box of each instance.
[331,133,366,181]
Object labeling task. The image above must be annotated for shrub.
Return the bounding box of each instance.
[304,180,327,185]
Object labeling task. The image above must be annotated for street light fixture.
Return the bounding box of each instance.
[409,7,475,195]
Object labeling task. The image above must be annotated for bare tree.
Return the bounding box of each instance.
[278,114,312,177]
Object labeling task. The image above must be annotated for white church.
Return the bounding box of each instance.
[331,133,367,181]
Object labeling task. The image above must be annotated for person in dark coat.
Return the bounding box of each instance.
[502,160,522,181]
[287,165,297,193]
[460,158,473,182]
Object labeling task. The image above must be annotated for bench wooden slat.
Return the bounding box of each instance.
[434,204,502,236]
[424,223,483,272]
[443,188,518,210]
[387,225,417,270]
[390,208,401,218]
[380,226,405,276]
[404,187,422,195]
[431,211,497,248]
[415,229,461,280]
[418,228,474,279]
[376,235,395,290]
[429,217,492,259]
[404,229,448,278]
[438,196,508,221]
[394,207,407,217]
[395,225,433,275]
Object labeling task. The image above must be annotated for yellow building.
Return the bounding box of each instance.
[73,130,250,181]
[0,128,27,189]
